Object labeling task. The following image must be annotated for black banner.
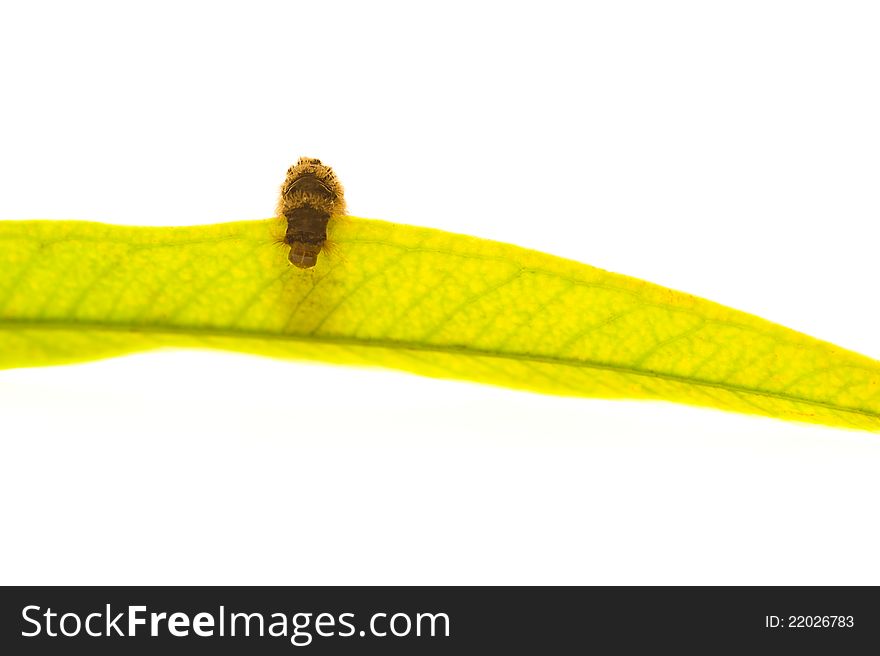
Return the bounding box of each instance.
[1,586,877,653]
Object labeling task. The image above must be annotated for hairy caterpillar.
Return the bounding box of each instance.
[276,157,346,268]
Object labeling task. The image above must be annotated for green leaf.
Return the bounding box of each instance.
[1,217,878,431]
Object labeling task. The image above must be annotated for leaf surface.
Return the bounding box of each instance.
[1,217,878,431]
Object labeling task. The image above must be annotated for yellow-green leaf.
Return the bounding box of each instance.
[1,217,878,432]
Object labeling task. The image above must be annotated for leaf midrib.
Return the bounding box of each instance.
[2,316,876,422]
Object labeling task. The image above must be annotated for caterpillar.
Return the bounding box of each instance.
[276,157,346,268]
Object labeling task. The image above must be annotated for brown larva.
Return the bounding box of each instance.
[276,157,346,268]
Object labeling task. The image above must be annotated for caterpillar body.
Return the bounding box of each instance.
[276,157,346,268]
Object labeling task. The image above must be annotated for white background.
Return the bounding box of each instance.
[1,1,879,585]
